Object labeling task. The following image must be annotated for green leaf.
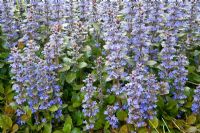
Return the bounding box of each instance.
[23,106,32,116]
[186,126,197,133]
[7,92,14,103]
[106,95,115,104]
[147,60,157,66]
[11,124,19,133]
[83,45,92,58]
[94,112,104,130]
[119,125,128,133]
[78,62,87,69]
[149,117,159,128]
[193,50,200,56]
[0,81,4,94]
[103,129,111,133]
[63,57,72,64]
[0,63,4,68]
[71,93,81,107]
[138,128,148,133]
[0,52,9,58]
[166,97,178,115]
[92,23,100,32]
[66,72,76,83]
[53,130,64,133]
[71,128,81,133]
[72,111,83,126]
[184,87,191,97]
[116,110,127,121]
[197,66,200,73]
[187,115,196,125]
[177,33,186,37]
[49,105,58,112]
[68,105,75,112]
[0,96,3,100]
[43,123,52,133]
[188,66,196,73]
[21,114,31,121]
[173,119,185,128]
[63,116,72,133]
[188,73,200,83]
[33,104,39,110]
[157,96,164,108]
[104,121,110,129]
[24,127,30,133]
[73,84,84,91]
[62,104,68,109]
[0,115,12,130]
[59,64,70,72]
[36,122,45,131]
[72,102,81,108]
[185,101,193,108]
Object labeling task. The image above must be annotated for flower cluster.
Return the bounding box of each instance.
[130,1,149,63]
[9,47,27,107]
[185,1,200,48]
[125,63,159,127]
[20,2,40,41]
[145,1,164,60]
[192,85,200,114]
[172,54,188,101]
[123,0,134,41]
[101,0,128,81]
[51,0,65,25]
[0,0,19,47]
[40,0,53,35]
[159,1,189,103]
[159,35,177,92]
[9,23,64,124]
[42,24,64,64]
[89,0,98,24]
[65,0,89,45]
[78,0,90,21]
[99,2,129,127]
[104,103,120,129]
[81,74,99,130]
[9,39,63,124]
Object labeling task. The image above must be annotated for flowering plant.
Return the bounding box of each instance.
[0,0,199,132]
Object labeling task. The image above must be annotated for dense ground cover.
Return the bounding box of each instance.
[0,0,200,132]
